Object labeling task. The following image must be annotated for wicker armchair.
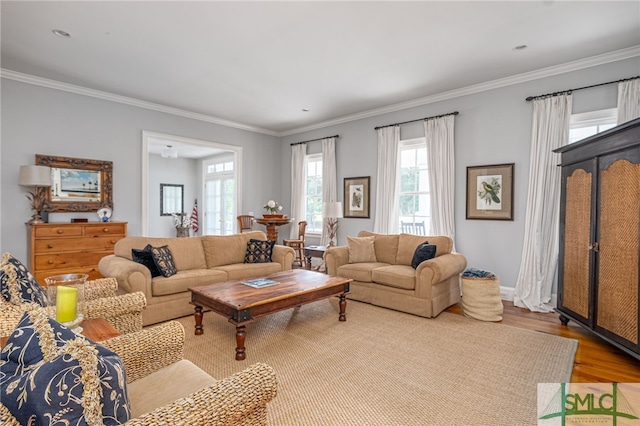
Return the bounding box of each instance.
[1,321,278,425]
[0,277,146,336]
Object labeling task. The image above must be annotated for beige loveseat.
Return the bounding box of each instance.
[325,231,467,318]
[99,231,295,325]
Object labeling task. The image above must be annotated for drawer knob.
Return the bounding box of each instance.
[110,240,117,244]
[103,228,109,233]
[47,244,54,248]
[48,260,54,264]
[57,229,63,234]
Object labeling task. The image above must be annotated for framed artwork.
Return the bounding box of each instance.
[466,163,514,220]
[344,176,370,218]
[160,183,184,216]
[36,154,113,212]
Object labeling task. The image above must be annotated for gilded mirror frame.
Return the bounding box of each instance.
[35,154,113,212]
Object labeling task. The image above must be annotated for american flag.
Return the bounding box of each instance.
[190,199,199,233]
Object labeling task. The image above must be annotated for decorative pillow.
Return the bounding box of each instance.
[0,252,48,306]
[411,242,437,269]
[244,239,276,263]
[347,236,377,263]
[131,244,162,278]
[0,308,131,425]
[150,245,177,277]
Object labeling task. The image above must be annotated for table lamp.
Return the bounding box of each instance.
[18,165,52,224]
[323,201,343,247]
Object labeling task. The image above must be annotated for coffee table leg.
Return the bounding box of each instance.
[235,325,247,360]
[339,293,347,321]
[194,305,203,335]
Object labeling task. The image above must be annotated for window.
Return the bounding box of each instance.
[398,138,430,235]
[305,154,323,233]
[204,155,235,235]
[569,108,617,144]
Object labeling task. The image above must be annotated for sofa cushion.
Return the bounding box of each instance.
[127,359,216,418]
[132,245,162,277]
[372,265,416,290]
[213,262,282,281]
[0,252,48,306]
[203,231,267,268]
[244,239,275,263]
[115,237,207,271]
[151,245,177,277]
[336,262,390,283]
[0,309,130,425]
[411,242,437,269]
[151,269,228,297]
[358,231,399,264]
[347,236,377,263]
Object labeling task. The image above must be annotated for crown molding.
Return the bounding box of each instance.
[280,45,640,136]
[0,68,279,137]
[2,45,638,138]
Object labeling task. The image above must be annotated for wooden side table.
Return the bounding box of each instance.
[305,245,328,272]
[255,217,292,241]
[1,317,120,346]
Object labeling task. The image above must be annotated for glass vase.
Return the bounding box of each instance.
[44,274,88,330]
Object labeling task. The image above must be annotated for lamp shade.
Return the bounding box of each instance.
[18,165,52,187]
[323,201,343,219]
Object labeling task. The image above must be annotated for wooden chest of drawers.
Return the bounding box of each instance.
[27,222,127,284]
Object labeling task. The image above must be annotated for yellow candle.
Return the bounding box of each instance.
[56,285,78,323]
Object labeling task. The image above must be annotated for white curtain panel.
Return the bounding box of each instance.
[424,115,456,248]
[290,143,306,239]
[373,126,400,234]
[617,79,640,124]
[321,137,338,245]
[514,94,572,313]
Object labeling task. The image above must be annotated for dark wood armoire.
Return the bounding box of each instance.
[555,117,640,360]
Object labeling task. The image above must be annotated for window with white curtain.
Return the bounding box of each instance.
[305,154,323,233]
[398,138,431,235]
[569,108,617,144]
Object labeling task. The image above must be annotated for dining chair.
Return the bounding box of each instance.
[283,221,307,268]
[237,215,254,233]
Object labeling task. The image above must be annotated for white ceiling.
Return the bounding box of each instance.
[2,1,639,136]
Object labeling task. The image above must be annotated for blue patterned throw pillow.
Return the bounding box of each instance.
[150,245,177,277]
[0,308,131,425]
[244,239,275,263]
[132,244,162,278]
[0,252,48,306]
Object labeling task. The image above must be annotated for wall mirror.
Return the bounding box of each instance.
[160,183,184,216]
[35,154,113,212]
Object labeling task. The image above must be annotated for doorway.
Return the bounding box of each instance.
[141,131,243,236]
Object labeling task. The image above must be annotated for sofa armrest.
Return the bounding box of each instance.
[272,244,295,270]
[101,321,184,383]
[85,292,147,334]
[125,363,277,426]
[415,253,467,298]
[99,255,152,299]
[325,246,349,275]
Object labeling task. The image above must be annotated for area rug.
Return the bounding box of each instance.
[177,299,577,425]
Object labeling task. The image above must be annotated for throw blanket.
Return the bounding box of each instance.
[462,268,496,279]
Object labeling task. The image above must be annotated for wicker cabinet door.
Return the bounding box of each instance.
[558,159,596,327]
[596,150,640,351]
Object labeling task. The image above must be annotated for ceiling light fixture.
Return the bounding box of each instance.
[513,45,527,51]
[52,29,71,38]
[161,145,178,159]
[302,108,310,112]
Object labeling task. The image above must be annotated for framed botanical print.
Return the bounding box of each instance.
[466,163,514,220]
[344,176,370,218]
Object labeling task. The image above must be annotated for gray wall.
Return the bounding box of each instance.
[1,79,282,261]
[280,57,639,291]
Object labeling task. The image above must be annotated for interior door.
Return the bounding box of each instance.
[203,157,236,235]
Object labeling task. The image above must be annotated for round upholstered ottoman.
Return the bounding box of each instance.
[461,268,503,321]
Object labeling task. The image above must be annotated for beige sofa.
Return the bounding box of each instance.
[99,231,294,325]
[325,231,467,318]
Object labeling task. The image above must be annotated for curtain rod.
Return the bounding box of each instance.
[525,75,639,102]
[374,111,459,130]
[290,135,339,146]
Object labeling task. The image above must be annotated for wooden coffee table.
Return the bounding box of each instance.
[189,269,352,360]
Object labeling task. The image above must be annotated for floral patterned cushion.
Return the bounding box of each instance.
[244,239,275,263]
[131,244,162,278]
[0,252,48,306]
[150,245,177,277]
[0,308,130,425]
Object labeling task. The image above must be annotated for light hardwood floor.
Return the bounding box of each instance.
[446,301,640,383]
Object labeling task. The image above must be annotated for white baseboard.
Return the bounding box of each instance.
[499,286,557,308]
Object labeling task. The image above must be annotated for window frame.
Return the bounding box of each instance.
[569,108,617,144]
[304,153,323,235]
[397,137,431,235]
